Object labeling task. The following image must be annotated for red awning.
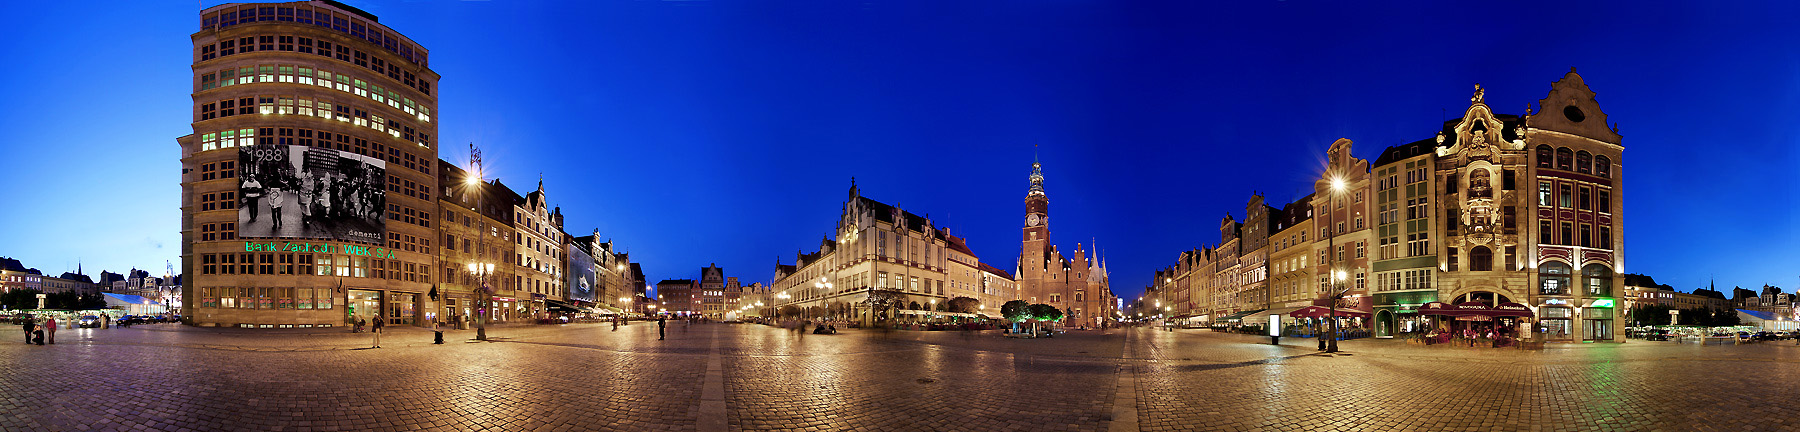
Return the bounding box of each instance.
[1419,301,1534,318]
[1290,305,1371,319]
[1417,301,1461,316]
[1491,302,1534,317]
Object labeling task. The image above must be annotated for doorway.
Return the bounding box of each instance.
[348,290,381,324]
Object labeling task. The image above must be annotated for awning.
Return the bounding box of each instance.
[1242,307,1306,324]
[1218,309,1267,322]
[1491,302,1534,317]
[1418,301,1533,318]
[1290,306,1371,319]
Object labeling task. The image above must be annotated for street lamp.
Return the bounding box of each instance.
[468,261,496,341]
[1324,176,1349,353]
[814,277,833,320]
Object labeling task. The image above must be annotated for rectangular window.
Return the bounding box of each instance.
[1597,190,1611,213]
[1559,184,1572,208]
[1504,246,1517,271]
[1578,186,1591,210]
[1561,222,1573,246]
[1447,247,1458,271]
[1599,226,1612,247]
[1538,182,1552,207]
[1540,221,1553,244]
[1579,224,1592,248]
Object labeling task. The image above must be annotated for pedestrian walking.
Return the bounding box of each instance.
[44,316,57,345]
[372,315,385,348]
[269,187,286,230]
[21,314,34,344]
[611,316,619,331]
[102,314,110,329]
[242,176,264,223]
[433,320,444,345]
[657,317,666,340]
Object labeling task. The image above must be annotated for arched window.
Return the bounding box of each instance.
[1469,168,1492,199]
[1594,155,1611,178]
[1556,148,1574,171]
[1539,262,1571,295]
[1470,246,1493,271]
[1576,151,1593,174]
[1583,264,1612,297]
[1536,145,1554,168]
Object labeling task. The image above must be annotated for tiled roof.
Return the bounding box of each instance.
[978,263,1014,280]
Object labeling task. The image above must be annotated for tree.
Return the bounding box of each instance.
[1,288,43,310]
[863,289,903,324]
[79,294,108,310]
[947,297,980,314]
[1001,300,1032,323]
[778,305,801,318]
[1030,304,1063,322]
[1713,308,1741,326]
[1628,304,1675,326]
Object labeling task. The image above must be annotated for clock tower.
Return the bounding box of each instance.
[1023,160,1049,243]
[1020,160,1051,297]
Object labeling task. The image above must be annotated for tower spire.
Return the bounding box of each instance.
[1028,157,1046,197]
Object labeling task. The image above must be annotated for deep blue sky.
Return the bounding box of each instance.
[2,1,1796,299]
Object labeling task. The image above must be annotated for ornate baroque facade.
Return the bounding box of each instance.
[1149,70,1625,341]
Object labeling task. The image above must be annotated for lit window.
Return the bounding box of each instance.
[237,128,254,147]
[259,65,275,83]
[278,97,294,115]
[278,65,294,83]
[201,132,218,151]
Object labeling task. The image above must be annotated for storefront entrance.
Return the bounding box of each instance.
[348,290,381,324]
[389,292,416,325]
[1584,307,1614,340]
[1541,306,1574,341]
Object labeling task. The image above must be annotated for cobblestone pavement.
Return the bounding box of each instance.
[2,323,1798,431]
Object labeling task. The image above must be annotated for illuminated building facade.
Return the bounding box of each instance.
[179,1,439,327]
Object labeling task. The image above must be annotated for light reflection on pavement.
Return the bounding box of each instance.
[2,323,1798,431]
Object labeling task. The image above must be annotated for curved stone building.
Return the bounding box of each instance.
[179,1,440,328]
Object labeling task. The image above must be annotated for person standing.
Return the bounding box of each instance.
[371,314,385,348]
[21,314,33,344]
[611,315,619,331]
[242,176,264,223]
[657,316,666,340]
[43,316,56,345]
[432,320,443,345]
[268,187,286,230]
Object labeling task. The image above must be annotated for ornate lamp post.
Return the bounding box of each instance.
[1324,176,1348,353]
[469,262,495,341]
[814,277,833,320]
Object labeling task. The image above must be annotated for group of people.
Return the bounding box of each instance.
[350,315,389,348]
[19,314,55,346]
[240,145,386,238]
[1422,323,1520,347]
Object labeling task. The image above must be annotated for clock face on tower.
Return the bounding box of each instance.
[1027,214,1041,227]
